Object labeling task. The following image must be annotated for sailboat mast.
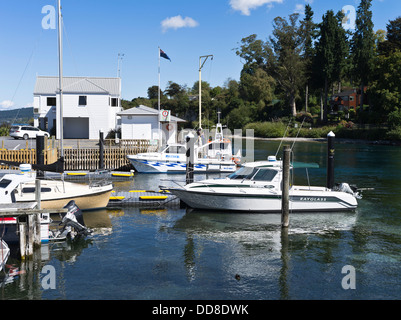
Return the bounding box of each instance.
[57,0,64,157]
[198,55,213,130]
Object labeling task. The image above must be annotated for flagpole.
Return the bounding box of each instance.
[158,47,161,147]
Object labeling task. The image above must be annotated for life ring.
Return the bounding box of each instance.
[166,124,174,131]
[232,157,240,165]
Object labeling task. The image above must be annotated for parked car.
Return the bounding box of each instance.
[9,125,50,140]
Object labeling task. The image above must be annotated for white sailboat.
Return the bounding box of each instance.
[165,156,361,213]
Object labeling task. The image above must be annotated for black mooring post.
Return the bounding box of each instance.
[281,145,291,228]
[36,134,45,178]
[99,130,104,170]
[327,131,335,189]
[185,133,195,185]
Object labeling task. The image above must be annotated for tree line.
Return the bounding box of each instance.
[123,0,401,139]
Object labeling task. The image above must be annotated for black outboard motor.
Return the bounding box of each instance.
[61,201,92,238]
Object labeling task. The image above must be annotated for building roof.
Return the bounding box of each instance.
[118,105,186,122]
[34,76,121,95]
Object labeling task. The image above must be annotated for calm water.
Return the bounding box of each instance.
[1,140,400,300]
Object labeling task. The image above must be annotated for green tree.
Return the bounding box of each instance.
[313,10,349,122]
[235,34,269,76]
[369,50,401,121]
[164,81,184,98]
[351,0,375,111]
[268,14,305,117]
[300,4,317,112]
[379,17,401,55]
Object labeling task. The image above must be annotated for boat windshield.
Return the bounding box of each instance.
[161,145,186,154]
[228,167,278,182]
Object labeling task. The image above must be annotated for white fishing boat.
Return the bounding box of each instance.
[0,173,93,243]
[127,121,241,174]
[165,156,361,213]
[0,240,10,272]
[0,166,113,211]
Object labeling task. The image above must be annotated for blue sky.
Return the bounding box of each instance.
[0,0,399,110]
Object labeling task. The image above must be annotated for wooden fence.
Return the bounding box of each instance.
[63,139,155,171]
[0,139,58,170]
[0,139,154,172]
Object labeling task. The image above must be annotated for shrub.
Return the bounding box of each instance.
[244,121,287,138]
[386,127,401,141]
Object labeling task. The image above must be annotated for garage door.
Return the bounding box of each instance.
[63,118,89,139]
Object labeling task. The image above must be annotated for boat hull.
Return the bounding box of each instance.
[128,158,237,174]
[169,189,358,213]
[15,180,113,211]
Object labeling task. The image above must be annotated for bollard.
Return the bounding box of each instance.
[185,133,195,185]
[281,146,291,228]
[36,134,45,178]
[99,130,105,170]
[327,131,335,189]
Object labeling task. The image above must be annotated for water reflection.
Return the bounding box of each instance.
[0,209,116,298]
[171,208,358,299]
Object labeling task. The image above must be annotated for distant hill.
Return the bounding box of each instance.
[0,107,34,125]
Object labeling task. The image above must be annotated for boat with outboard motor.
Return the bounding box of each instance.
[164,156,361,213]
[127,120,241,174]
[0,165,113,211]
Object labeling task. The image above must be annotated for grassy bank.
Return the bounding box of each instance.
[244,121,401,143]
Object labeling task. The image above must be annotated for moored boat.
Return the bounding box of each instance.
[165,156,361,213]
[127,121,241,174]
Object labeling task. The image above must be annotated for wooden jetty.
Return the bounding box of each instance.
[0,203,67,260]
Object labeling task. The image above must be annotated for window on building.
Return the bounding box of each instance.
[111,98,119,107]
[79,96,87,106]
[47,97,56,106]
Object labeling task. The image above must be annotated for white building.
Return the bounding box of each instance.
[33,76,121,139]
[118,105,186,144]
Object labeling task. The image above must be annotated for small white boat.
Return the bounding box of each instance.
[166,156,360,213]
[0,165,113,211]
[0,240,10,272]
[127,122,241,174]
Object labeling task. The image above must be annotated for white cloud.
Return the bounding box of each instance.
[0,100,14,109]
[161,15,199,33]
[230,0,283,16]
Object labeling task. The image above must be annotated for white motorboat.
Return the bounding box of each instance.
[0,240,10,272]
[0,166,113,211]
[127,121,241,174]
[0,173,93,244]
[165,156,361,213]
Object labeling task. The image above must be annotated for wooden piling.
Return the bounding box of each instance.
[281,145,291,228]
[19,220,27,260]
